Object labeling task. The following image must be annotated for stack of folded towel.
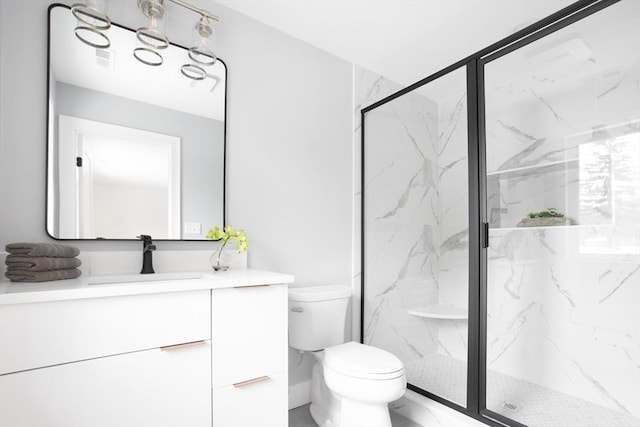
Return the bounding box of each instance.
[4,242,82,283]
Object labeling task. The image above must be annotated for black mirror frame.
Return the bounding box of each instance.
[45,3,227,242]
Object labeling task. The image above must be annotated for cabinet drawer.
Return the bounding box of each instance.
[0,340,212,427]
[213,372,286,427]
[212,285,287,387]
[0,289,210,374]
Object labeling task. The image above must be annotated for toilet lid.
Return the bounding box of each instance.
[324,342,404,380]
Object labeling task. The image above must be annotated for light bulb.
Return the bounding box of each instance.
[71,0,111,49]
[134,0,169,66]
[188,16,216,66]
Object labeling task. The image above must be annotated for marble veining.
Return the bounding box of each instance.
[438,95,465,156]
[487,227,640,417]
[373,227,439,298]
[529,88,573,129]
[549,265,576,307]
[376,161,437,221]
[362,66,470,407]
[497,119,538,142]
[598,264,640,305]
[485,6,640,419]
[361,3,640,422]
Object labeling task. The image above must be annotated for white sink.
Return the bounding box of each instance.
[88,271,202,285]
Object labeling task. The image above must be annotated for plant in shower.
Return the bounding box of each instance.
[527,208,564,218]
[206,225,249,271]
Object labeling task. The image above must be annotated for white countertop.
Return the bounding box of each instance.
[0,269,294,306]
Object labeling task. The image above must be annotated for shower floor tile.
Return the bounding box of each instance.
[486,370,639,427]
[405,353,467,406]
[405,354,639,427]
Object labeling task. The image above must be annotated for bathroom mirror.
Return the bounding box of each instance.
[46,4,226,240]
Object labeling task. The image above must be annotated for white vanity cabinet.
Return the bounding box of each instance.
[0,270,293,427]
[211,284,288,427]
[0,290,213,427]
[0,342,212,427]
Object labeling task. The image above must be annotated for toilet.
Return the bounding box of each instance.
[288,285,406,427]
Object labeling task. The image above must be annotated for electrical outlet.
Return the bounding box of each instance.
[184,222,201,234]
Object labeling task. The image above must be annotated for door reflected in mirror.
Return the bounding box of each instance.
[47,4,226,240]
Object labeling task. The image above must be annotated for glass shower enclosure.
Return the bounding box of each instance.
[362,66,470,408]
[361,1,639,426]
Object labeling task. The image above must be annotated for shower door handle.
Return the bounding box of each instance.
[482,222,489,248]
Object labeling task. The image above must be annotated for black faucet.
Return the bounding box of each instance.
[137,235,156,274]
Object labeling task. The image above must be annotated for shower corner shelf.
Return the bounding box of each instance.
[486,158,579,179]
[490,223,613,232]
[408,304,468,320]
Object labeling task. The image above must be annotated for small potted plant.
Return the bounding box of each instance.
[517,208,576,227]
[206,225,249,271]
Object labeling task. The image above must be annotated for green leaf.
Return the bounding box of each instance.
[206,225,250,253]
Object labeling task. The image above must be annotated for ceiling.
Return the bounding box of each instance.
[215,0,576,86]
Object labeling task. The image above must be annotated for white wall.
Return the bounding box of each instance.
[214,2,353,287]
[0,0,353,401]
[0,2,2,180]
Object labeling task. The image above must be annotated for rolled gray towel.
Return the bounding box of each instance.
[5,268,82,283]
[5,242,80,258]
[5,255,81,272]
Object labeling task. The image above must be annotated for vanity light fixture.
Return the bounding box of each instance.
[72,0,220,76]
[134,0,220,78]
[180,14,217,80]
[189,15,217,66]
[134,0,169,66]
[71,0,111,49]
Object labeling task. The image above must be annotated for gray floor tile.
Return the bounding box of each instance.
[288,404,422,427]
[289,404,318,427]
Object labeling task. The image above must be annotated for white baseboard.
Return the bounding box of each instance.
[390,389,486,427]
[288,379,312,410]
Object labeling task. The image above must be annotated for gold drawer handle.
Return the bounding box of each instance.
[160,340,206,351]
[233,375,271,388]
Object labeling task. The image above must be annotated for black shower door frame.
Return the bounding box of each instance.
[360,1,621,426]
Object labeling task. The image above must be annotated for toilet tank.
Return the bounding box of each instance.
[288,285,351,352]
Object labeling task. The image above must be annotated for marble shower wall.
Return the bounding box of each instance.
[487,227,640,418]
[353,67,408,342]
[485,0,640,418]
[360,65,471,369]
[360,67,441,363]
[432,70,470,363]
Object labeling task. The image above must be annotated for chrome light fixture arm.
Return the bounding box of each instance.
[167,0,219,22]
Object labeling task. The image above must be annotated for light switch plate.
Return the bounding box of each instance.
[184,222,201,234]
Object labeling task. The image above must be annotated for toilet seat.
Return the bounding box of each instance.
[324,342,404,380]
